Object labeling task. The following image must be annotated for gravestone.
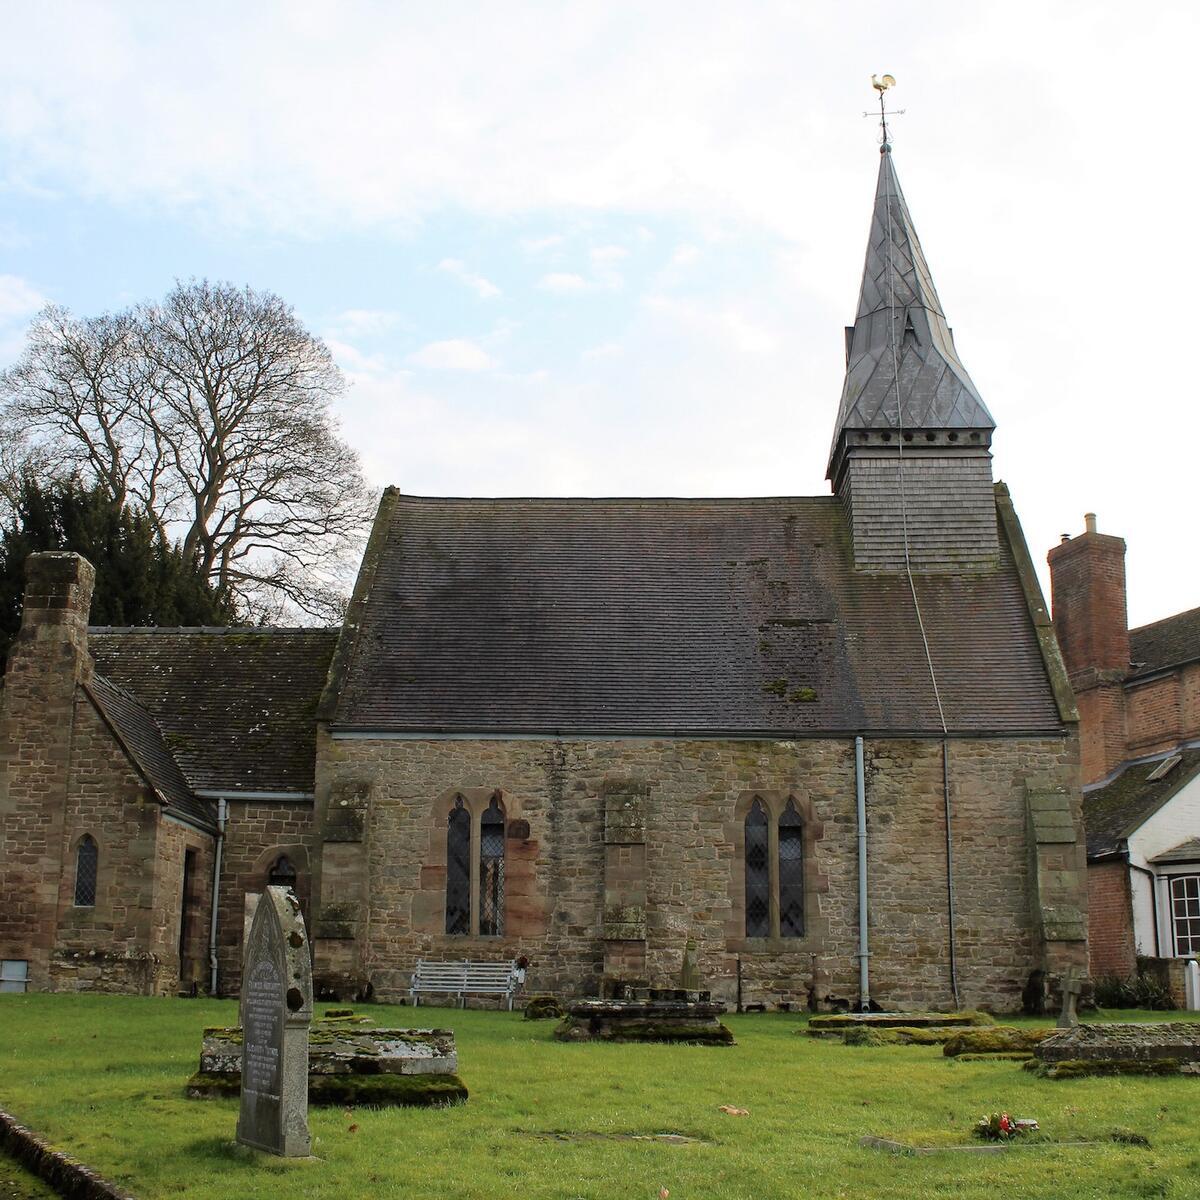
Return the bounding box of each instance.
[236,885,313,1156]
[1057,967,1082,1029]
[680,939,700,992]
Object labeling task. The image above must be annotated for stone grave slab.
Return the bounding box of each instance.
[1032,1021,1200,1078]
[555,990,734,1045]
[188,1012,467,1106]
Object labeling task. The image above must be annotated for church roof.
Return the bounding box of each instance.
[86,674,215,832]
[326,490,1064,738]
[829,149,994,477]
[89,627,337,795]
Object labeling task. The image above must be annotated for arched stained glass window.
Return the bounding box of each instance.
[445,797,471,935]
[268,855,297,890]
[744,799,770,937]
[778,799,805,937]
[479,794,506,937]
[74,835,98,907]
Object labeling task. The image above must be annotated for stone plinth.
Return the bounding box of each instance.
[188,1013,468,1106]
[807,1011,990,1036]
[555,991,734,1045]
[1031,1021,1200,1078]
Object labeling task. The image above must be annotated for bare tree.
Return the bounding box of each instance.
[1,281,373,622]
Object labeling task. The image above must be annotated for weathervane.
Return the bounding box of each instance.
[866,74,904,152]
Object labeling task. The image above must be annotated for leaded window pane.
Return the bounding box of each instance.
[1171,876,1200,957]
[74,835,97,907]
[445,798,471,935]
[479,795,505,937]
[779,799,804,938]
[268,855,297,888]
[745,799,769,937]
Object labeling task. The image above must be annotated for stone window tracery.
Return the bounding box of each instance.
[445,797,472,935]
[745,800,770,937]
[444,791,508,937]
[738,793,815,941]
[74,835,98,907]
[778,799,805,938]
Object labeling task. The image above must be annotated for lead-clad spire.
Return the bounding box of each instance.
[828,148,994,483]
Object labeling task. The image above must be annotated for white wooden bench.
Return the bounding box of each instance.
[410,959,522,1010]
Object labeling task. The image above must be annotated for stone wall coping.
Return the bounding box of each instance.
[0,1105,135,1200]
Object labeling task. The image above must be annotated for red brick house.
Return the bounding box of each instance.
[1049,517,1200,988]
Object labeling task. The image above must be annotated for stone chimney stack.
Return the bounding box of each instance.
[1047,517,1129,783]
[0,552,97,990]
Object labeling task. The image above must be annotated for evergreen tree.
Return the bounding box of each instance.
[0,478,237,665]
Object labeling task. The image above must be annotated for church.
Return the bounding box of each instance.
[0,145,1089,1012]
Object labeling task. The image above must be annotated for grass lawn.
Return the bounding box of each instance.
[1,996,1198,1200]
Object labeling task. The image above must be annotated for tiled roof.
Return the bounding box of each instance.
[1082,749,1200,858]
[829,150,994,478]
[86,675,215,832]
[1129,606,1200,678]
[1150,836,1200,865]
[330,493,1063,737]
[90,628,337,794]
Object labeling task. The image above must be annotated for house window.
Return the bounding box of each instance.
[745,800,770,937]
[1170,875,1200,957]
[0,960,28,994]
[74,835,98,907]
[479,795,506,937]
[445,797,472,935]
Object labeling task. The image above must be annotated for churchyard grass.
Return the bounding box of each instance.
[1,995,1197,1200]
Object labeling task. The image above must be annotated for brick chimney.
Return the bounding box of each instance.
[1047,516,1129,784]
[0,553,97,989]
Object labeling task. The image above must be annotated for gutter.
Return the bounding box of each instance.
[855,735,870,1011]
[208,799,228,996]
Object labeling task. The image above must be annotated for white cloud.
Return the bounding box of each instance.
[538,272,589,294]
[406,338,496,371]
[521,233,565,253]
[0,274,47,322]
[589,245,628,263]
[437,258,501,299]
[581,341,623,361]
[642,294,777,354]
[671,244,700,266]
[325,308,409,339]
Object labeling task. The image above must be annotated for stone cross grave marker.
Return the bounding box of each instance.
[236,885,313,1157]
[1057,966,1083,1030]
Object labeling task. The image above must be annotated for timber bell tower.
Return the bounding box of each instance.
[828,138,999,573]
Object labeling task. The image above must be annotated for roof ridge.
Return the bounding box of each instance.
[388,494,841,504]
[89,625,338,634]
[1129,603,1200,636]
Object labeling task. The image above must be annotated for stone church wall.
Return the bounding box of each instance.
[214,799,317,996]
[313,731,1082,1013]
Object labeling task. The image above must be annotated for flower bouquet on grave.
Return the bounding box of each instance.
[973,1112,1039,1141]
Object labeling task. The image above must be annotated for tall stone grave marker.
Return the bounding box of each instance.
[236,886,313,1156]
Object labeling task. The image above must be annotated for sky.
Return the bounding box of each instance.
[1,0,1196,627]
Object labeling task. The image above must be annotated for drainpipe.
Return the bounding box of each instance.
[855,736,870,1012]
[1127,858,1161,958]
[208,799,228,996]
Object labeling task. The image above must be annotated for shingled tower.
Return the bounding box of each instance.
[829,145,999,573]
